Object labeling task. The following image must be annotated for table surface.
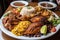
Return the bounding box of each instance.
[1,2,60,40]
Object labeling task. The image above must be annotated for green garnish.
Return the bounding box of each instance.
[52,18,60,26]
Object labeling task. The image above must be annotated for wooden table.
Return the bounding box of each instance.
[1,2,60,40]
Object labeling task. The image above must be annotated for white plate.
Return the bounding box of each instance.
[0,30,4,40]
[10,1,28,7]
[38,1,57,9]
[0,11,60,39]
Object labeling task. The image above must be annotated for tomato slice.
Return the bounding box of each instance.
[50,27,56,32]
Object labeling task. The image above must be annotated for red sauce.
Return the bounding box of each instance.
[14,2,25,6]
[41,3,53,7]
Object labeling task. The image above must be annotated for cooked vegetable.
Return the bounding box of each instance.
[50,27,56,32]
[40,25,47,35]
[48,15,55,21]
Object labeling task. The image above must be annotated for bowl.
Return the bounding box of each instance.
[0,11,60,40]
[10,1,28,8]
[38,1,57,9]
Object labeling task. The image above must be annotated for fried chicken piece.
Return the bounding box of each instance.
[2,13,20,31]
[30,16,44,23]
[2,16,9,24]
[11,22,18,25]
[4,22,14,30]
[11,9,20,15]
[24,22,42,34]
[35,6,42,12]
[19,15,30,21]
[41,9,51,17]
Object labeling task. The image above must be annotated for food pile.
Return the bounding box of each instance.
[2,6,60,37]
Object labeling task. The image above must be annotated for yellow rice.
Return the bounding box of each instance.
[11,21,31,36]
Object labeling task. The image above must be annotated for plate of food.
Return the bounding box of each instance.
[0,6,60,39]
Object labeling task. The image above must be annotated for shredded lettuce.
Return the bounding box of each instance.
[52,18,60,26]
